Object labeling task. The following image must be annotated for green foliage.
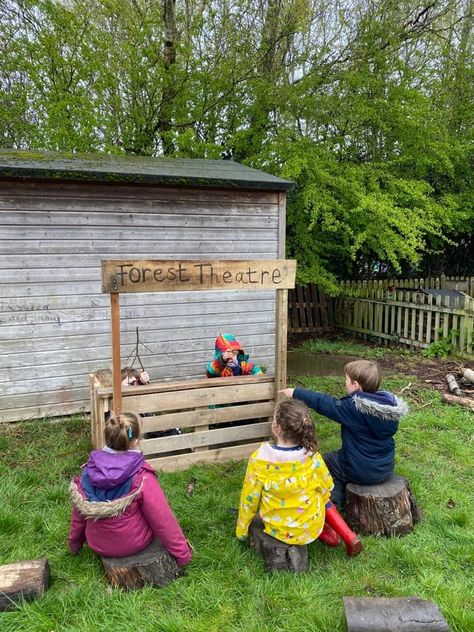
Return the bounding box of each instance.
[421,330,459,359]
[1,0,473,282]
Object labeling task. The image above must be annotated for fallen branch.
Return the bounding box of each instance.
[446,373,463,396]
[441,393,474,410]
[399,382,412,394]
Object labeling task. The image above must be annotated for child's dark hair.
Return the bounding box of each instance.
[121,366,141,382]
[344,360,381,393]
[274,399,317,454]
[105,412,141,451]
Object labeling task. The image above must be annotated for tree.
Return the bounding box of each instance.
[1,0,472,288]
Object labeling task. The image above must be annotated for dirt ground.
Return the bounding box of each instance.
[287,332,474,401]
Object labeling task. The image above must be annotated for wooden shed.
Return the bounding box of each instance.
[0,149,293,424]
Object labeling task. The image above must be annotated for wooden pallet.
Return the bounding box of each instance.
[90,373,274,471]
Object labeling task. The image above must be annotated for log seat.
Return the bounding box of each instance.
[101,539,183,590]
[345,474,422,537]
[0,558,50,611]
[249,517,309,573]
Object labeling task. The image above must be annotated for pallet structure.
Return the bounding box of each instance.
[90,373,275,471]
[91,258,296,471]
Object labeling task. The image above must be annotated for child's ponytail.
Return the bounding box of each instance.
[274,399,318,454]
[105,412,141,451]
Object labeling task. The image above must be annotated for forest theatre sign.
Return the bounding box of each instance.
[101,259,297,293]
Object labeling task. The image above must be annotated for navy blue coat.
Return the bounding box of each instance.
[293,388,409,484]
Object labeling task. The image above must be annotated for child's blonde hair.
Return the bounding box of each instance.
[105,412,141,451]
[344,360,381,393]
[274,399,317,454]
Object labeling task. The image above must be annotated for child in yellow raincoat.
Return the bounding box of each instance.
[235,399,362,556]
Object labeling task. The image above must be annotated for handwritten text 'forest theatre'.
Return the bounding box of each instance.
[101,259,296,293]
[117,263,282,286]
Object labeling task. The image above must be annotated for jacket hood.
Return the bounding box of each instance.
[214,333,246,360]
[69,477,144,519]
[352,391,409,421]
[249,448,328,490]
[85,449,145,490]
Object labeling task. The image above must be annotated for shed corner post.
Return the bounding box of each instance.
[275,191,289,403]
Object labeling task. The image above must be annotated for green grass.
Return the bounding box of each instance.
[1,372,473,631]
[292,335,411,359]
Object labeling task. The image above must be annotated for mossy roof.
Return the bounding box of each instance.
[0,149,294,191]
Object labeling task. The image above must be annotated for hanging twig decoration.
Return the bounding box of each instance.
[124,327,154,371]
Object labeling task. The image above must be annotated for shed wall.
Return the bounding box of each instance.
[0,180,282,422]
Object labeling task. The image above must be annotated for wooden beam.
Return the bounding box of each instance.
[110,293,122,414]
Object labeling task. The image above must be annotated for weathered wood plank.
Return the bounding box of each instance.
[0,180,281,204]
[140,401,274,433]
[141,421,271,454]
[119,381,275,413]
[147,441,262,471]
[0,208,278,226]
[101,259,296,294]
[0,239,277,256]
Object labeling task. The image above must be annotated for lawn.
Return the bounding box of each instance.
[0,341,473,631]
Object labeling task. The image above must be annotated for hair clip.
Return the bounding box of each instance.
[127,426,133,440]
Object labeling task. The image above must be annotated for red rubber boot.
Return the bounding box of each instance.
[318,522,342,547]
[325,503,362,556]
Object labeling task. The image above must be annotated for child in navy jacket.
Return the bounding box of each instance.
[281,360,409,506]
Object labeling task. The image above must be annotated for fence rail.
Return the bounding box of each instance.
[336,285,474,354]
[340,275,474,296]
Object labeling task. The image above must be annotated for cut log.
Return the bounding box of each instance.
[249,517,309,573]
[0,558,50,611]
[345,474,421,536]
[101,539,183,590]
[441,393,474,410]
[343,596,450,632]
[446,373,462,396]
[463,368,474,384]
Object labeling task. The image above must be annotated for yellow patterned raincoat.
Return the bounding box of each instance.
[236,443,334,545]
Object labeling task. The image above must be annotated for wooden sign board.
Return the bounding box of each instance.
[101,259,296,293]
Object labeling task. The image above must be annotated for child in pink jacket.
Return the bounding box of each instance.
[68,412,192,566]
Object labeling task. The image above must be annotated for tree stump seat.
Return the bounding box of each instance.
[345,474,421,537]
[249,517,309,573]
[0,558,50,611]
[101,539,183,590]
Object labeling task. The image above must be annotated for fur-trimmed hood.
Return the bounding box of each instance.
[352,391,409,421]
[69,477,144,520]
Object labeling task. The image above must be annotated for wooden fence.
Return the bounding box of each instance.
[340,275,474,295]
[336,283,474,354]
[288,284,334,333]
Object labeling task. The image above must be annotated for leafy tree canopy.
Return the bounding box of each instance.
[1,0,473,291]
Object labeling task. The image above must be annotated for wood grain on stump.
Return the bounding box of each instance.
[101,539,182,590]
[0,558,50,611]
[345,474,421,536]
[343,596,450,631]
[249,517,309,573]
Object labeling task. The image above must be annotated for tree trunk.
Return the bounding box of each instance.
[101,539,183,590]
[345,474,421,536]
[0,558,50,611]
[249,517,309,573]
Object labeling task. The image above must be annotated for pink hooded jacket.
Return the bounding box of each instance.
[68,449,192,566]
